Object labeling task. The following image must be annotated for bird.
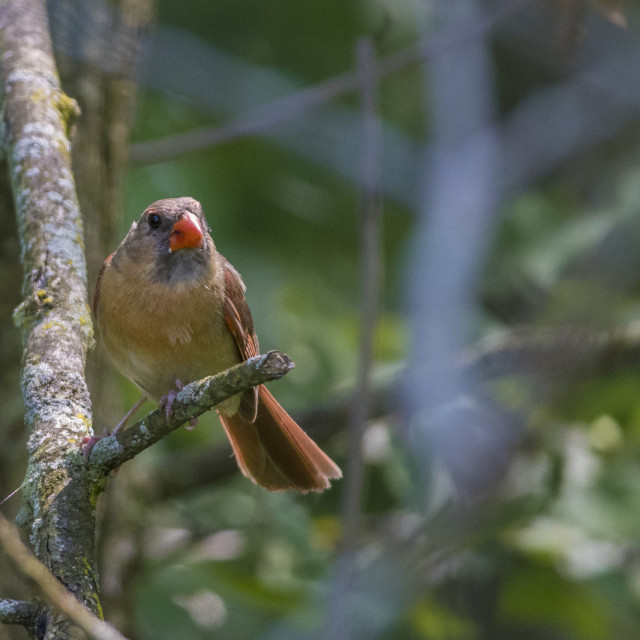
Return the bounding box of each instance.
[92,196,342,492]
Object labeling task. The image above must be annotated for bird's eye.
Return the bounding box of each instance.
[148,213,161,229]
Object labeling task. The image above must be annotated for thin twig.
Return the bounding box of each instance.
[323,36,382,640]
[0,511,129,640]
[341,36,382,548]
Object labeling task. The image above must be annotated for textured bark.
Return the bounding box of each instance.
[47,1,154,631]
[0,599,42,635]
[48,0,154,422]
[87,351,295,474]
[0,0,98,636]
[0,511,128,640]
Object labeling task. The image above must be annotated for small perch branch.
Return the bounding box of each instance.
[0,511,129,640]
[0,598,40,628]
[90,350,294,474]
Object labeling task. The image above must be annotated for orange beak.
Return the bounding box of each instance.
[169,211,203,252]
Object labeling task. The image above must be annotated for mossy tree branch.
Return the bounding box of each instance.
[88,350,295,474]
[0,0,98,636]
[48,1,155,630]
[0,598,41,633]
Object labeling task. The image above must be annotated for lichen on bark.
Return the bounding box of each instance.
[0,0,101,633]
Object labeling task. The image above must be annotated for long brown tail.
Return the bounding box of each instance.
[218,386,342,492]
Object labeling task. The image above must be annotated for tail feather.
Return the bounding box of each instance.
[218,386,342,492]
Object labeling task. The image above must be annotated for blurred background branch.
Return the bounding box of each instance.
[0,511,129,640]
[129,0,525,165]
[324,36,382,640]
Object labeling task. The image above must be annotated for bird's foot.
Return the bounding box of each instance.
[81,429,110,461]
[82,395,147,461]
[159,380,199,430]
[159,379,184,421]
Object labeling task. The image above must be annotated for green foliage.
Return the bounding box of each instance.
[103,0,640,638]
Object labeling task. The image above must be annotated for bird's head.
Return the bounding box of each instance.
[120,197,214,284]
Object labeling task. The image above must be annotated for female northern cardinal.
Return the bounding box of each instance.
[93,197,341,492]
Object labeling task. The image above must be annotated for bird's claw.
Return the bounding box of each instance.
[81,428,110,461]
[159,380,198,430]
[82,395,147,462]
[159,390,176,420]
[159,379,184,421]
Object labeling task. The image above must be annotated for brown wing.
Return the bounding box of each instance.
[222,258,259,420]
[92,253,113,320]
[222,258,259,358]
